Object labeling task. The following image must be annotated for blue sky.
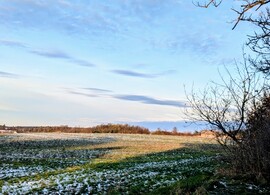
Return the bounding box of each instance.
[0,0,256,130]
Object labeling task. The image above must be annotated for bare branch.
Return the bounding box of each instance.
[186,54,267,146]
[196,1,270,29]
[194,0,221,8]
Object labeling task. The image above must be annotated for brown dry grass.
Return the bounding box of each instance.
[72,134,216,163]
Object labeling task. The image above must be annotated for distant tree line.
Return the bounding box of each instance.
[14,124,150,134]
[8,124,201,136]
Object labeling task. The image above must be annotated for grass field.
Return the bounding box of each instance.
[0,133,268,194]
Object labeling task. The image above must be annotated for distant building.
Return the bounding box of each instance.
[200,130,216,138]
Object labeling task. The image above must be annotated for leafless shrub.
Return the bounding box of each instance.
[186,55,265,148]
[186,55,270,181]
[233,94,270,181]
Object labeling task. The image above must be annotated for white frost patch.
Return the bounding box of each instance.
[1,156,213,194]
[0,165,46,179]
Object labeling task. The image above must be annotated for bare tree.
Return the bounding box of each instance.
[196,1,270,74]
[186,55,266,148]
[192,1,270,180]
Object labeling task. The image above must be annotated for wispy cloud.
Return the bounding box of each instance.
[0,1,182,46]
[69,59,95,67]
[67,87,185,108]
[30,49,71,59]
[0,39,27,48]
[113,94,186,108]
[30,50,95,67]
[64,86,112,93]
[0,1,223,56]
[111,69,157,78]
[67,91,99,98]
[185,34,221,55]
[151,32,222,56]
[82,87,113,93]
[0,38,95,67]
[0,71,19,78]
[30,49,95,67]
[111,69,175,78]
[0,1,123,36]
[65,87,111,98]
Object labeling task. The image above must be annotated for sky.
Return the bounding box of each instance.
[0,0,257,131]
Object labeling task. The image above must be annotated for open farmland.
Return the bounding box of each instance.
[0,133,266,194]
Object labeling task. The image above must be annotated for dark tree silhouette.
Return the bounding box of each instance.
[232,93,270,181]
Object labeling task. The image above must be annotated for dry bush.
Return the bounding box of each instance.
[232,94,270,182]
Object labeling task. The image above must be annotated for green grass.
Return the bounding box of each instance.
[1,133,269,194]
